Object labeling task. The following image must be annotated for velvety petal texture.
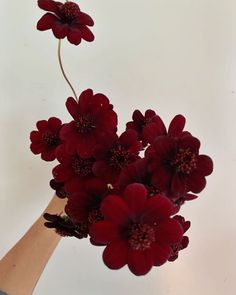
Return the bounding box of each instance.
[37,0,94,46]
[90,183,185,276]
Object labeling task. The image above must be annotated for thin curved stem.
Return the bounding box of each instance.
[57,39,78,101]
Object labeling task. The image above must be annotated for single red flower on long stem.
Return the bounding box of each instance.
[37,0,94,45]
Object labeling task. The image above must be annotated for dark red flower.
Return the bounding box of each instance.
[30,117,62,161]
[65,179,108,237]
[126,111,189,146]
[60,89,118,158]
[52,144,95,193]
[117,158,163,195]
[117,158,197,213]
[168,215,190,261]
[37,0,94,45]
[50,179,69,199]
[146,135,213,194]
[43,213,87,238]
[143,114,190,145]
[90,183,183,276]
[126,110,166,146]
[93,130,142,184]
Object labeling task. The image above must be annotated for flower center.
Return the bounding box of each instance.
[71,156,94,176]
[171,148,197,174]
[42,131,60,148]
[76,115,95,134]
[87,209,103,225]
[146,185,162,197]
[109,146,131,169]
[128,223,156,251]
[60,1,80,22]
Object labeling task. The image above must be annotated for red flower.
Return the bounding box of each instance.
[168,215,190,261]
[93,130,142,184]
[52,144,95,193]
[60,89,118,158]
[143,114,190,144]
[117,158,197,213]
[90,183,183,276]
[30,117,62,161]
[126,110,165,146]
[37,0,94,45]
[146,135,213,194]
[43,213,87,239]
[65,179,108,237]
[126,111,189,146]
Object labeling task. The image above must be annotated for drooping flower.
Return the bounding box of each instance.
[168,215,190,261]
[90,183,183,276]
[93,130,142,185]
[146,135,213,195]
[52,144,95,193]
[37,0,94,45]
[65,178,108,238]
[30,117,62,161]
[60,89,118,158]
[43,213,87,238]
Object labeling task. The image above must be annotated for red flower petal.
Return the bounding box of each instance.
[48,117,62,130]
[151,115,167,135]
[101,195,131,225]
[52,22,68,38]
[30,143,44,154]
[151,244,171,266]
[80,26,94,42]
[151,166,172,190]
[142,195,173,223]
[30,131,41,142]
[36,120,48,130]
[127,249,153,276]
[143,122,161,144]
[119,130,138,148]
[38,0,60,14]
[78,12,94,26]
[153,136,175,157]
[171,174,187,195]
[179,136,200,153]
[132,110,144,122]
[168,115,186,137]
[89,221,120,244]
[156,219,183,245]
[67,28,82,45]
[197,155,213,176]
[37,13,58,31]
[103,241,128,270]
[123,184,147,215]
[41,149,56,161]
[66,97,79,120]
[187,173,206,193]
[78,89,93,112]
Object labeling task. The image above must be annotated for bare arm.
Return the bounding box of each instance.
[0,195,67,295]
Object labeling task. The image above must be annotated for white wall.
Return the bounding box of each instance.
[0,0,235,294]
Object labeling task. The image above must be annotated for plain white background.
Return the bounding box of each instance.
[0,0,235,294]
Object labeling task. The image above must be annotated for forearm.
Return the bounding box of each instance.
[0,195,67,295]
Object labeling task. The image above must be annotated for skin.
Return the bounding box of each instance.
[0,195,67,295]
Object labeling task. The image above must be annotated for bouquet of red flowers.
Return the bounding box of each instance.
[30,0,213,276]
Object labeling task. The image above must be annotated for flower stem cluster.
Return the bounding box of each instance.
[31,0,214,276]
